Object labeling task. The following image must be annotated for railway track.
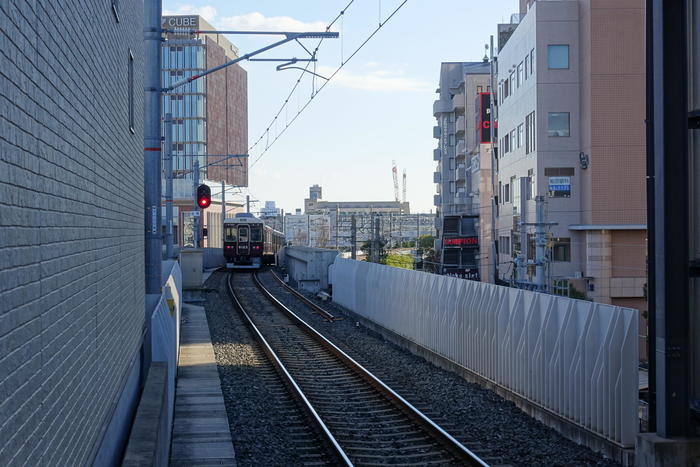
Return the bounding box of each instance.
[228,271,488,466]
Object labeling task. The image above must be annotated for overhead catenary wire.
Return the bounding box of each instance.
[250,0,410,168]
[246,1,355,156]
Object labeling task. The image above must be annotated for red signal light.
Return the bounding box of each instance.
[198,196,210,208]
[196,184,211,209]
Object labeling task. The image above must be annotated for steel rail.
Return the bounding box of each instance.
[252,272,489,466]
[226,273,352,466]
[269,269,339,321]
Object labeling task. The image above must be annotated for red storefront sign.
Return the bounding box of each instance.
[443,237,479,246]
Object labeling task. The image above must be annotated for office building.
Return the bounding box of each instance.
[494,0,647,313]
[161,14,248,186]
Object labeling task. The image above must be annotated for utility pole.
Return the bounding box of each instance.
[417,213,420,245]
[516,178,528,284]
[534,196,546,291]
[246,195,250,213]
[389,213,393,248]
[351,215,357,259]
[489,34,499,284]
[335,206,339,249]
[307,214,311,246]
[221,180,225,247]
[164,113,174,259]
[193,159,200,248]
[142,0,162,379]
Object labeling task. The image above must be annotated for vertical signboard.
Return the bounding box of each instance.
[475,93,495,144]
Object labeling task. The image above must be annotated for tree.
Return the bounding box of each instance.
[418,234,435,249]
[360,239,387,263]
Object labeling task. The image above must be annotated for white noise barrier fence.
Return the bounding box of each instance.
[330,258,639,447]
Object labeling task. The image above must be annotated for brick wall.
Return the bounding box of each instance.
[0,1,144,464]
[205,36,248,187]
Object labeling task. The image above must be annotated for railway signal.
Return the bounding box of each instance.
[197,184,211,209]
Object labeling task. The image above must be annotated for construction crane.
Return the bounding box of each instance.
[402,168,407,204]
[392,160,400,203]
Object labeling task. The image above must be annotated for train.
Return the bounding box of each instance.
[224,213,285,269]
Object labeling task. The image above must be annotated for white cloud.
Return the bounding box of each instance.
[316,66,432,93]
[219,12,328,33]
[163,4,217,23]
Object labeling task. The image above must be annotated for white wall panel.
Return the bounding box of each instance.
[330,258,638,447]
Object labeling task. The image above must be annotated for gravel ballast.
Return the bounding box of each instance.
[258,269,620,467]
[202,271,328,466]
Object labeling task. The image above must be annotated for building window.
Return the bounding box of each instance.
[504,183,510,203]
[548,45,569,69]
[517,62,523,88]
[510,129,516,151]
[112,0,120,22]
[548,112,570,137]
[552,238,571,262]
[502,135,510,155]
[500,235,511,255]
[449,181,455,193]
[498,181,502,204]
[509,71,515,93]
[128,49,134,133]
[449,134,455,145]
[449,158,455,170]
[525,55,529,79]
[517,123,524,148]
[527,168,534,199]
[525,111,536,153]
[530,48,535,74]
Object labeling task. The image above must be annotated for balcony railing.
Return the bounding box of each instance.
[455,115,465,135]
[433,99,451,116]
[456,140,466,157]
[451,93,465,112]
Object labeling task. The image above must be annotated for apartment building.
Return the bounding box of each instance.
[433,62,490,280]
[494,0,647,313]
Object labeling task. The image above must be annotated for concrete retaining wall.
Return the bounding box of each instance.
[283,246,338,293]
[121,363,169,467]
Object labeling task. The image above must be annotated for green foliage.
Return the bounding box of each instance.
[383,254,414,270]
[360,239,387,263]
[418,234,434,249]
[569,285,590,301]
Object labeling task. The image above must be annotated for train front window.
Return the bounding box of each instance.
[251,228,262,242]
[224,226,237,242]
[239,227,249,242]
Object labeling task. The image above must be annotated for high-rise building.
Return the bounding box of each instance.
[494,0,647,314]
[433,62,491,280]
[161,15,248,186]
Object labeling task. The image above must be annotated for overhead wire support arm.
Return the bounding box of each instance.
[163,30,339,92]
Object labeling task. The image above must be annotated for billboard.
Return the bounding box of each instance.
[475,93,496,144]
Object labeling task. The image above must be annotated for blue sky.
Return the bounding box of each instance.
[163,0,518,214]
